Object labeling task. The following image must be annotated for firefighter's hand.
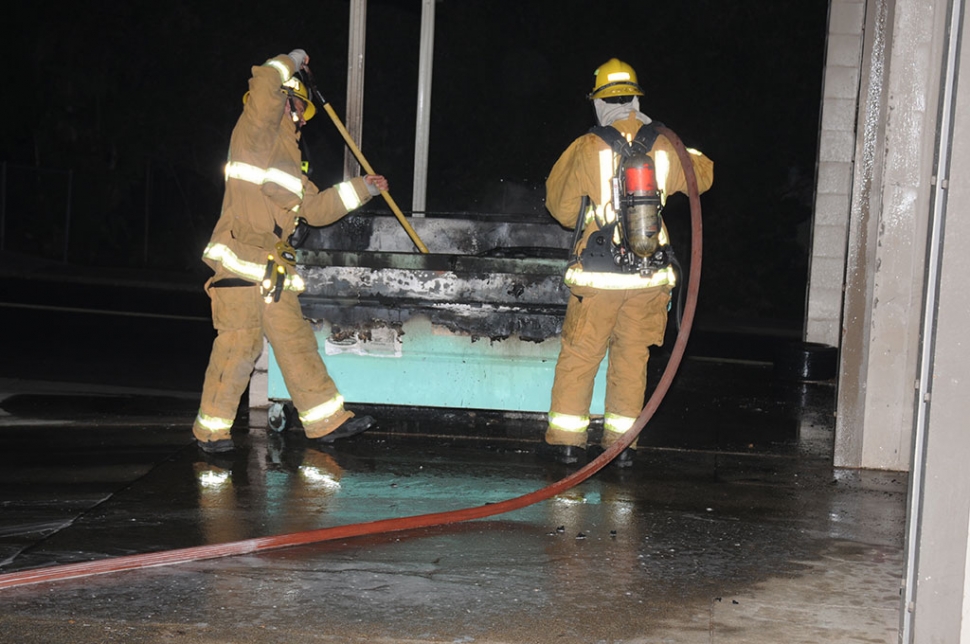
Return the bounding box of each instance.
[288,49,309,71]
[364,174,388,196]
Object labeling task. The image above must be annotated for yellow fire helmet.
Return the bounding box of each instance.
[282,76,316,121]
[242,76,317,121]
[588,58,644,101]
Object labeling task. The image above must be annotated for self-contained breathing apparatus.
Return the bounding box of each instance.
[572,123,673,278]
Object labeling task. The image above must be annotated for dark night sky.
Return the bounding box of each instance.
[0,0,830,322]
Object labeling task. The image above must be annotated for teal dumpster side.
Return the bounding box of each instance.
[265,214,608,415]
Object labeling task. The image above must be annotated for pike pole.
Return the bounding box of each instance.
[302,66,430,254]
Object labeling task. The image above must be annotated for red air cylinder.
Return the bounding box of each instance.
[625,155,658,193]
[623,153,661,257]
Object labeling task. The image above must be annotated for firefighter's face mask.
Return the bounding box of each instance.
[594,97,641,127]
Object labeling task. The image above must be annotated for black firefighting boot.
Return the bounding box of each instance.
[612,447,635,468]
[537,442,586,465]
[587,444,636,468]
[313,415,375,444]
[197,438,235,454]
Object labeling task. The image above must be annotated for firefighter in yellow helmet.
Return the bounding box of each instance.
[193,49,388,453]
[539,58,714,467]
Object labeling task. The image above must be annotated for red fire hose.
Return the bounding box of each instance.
[0,125,702,590]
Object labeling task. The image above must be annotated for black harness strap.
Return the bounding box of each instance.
[568,122,670,276]
[587,121,663,160]
[569,121,663,250]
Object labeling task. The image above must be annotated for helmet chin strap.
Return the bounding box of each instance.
[287,97,305,127]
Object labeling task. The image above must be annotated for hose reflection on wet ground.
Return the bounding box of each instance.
[0,359,905,643]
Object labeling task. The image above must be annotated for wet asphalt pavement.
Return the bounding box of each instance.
[0,258,906,643]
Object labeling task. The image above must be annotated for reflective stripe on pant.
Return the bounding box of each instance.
[603,412,639,450]
[545,411,591,448]
[194,286,264,442]
[196,284,349,442]
[193,410,237,443]
[547,285,669,447]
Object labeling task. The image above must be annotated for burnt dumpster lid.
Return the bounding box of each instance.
[297,248,569,276]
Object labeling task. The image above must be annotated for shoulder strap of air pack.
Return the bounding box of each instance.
[588,121,663,158]
[567,123,666,271]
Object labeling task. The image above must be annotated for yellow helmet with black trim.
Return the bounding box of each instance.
[241,76,317,121]
[282,75,316,121]
[588,58,644,101]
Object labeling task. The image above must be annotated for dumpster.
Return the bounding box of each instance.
[260,213,608,421]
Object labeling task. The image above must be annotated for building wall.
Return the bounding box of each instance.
[807,0,866,347]
[813,1,970,639]
[812,0,941,471]
[905,0,970,638]
[912,66,970,636]
[853,0,938,471]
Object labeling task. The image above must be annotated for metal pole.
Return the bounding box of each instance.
[63,169,73,263]
[900,0,964,640]
[343,0,367,181]
[144,160,151,266]
[1,161,6,253]
[411,0,435,217]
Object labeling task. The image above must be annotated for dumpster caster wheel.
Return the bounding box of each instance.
[268,402,298,433]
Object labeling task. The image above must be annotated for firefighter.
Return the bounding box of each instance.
[540,58,714,467]
[193,49,387,453]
